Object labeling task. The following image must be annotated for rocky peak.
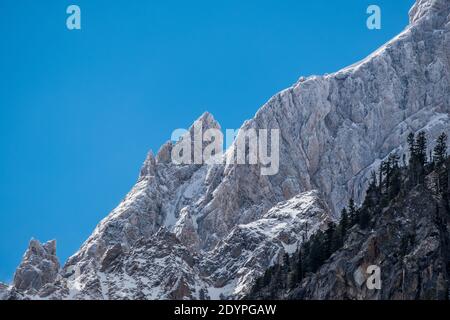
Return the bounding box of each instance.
[154,111,221,166]
[13,239,60,293]
[155,142,173,164]
[139,151,156,179]
[191,111,221,132]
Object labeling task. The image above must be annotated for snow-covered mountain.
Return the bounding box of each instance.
[3,0,450,300]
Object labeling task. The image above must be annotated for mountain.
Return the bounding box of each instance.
[2,0,450,300]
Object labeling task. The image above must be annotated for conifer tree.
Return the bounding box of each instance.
[358,208,370,229]
[325,223,336,256]
[433,132,447,167]
[340,207,349,243]
[388,153,401,198]
[296,250,304,280]
[369,171,378,190]
[408,131,428,185]
[407,132,415,155]
[308,233,324,271]
[348,198,357,225]
[416,131,428,166]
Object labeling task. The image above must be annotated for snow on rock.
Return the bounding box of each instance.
[409,0,448,24]
[12,239,60,294]
[64,229,211,300]
[201,191,332,299]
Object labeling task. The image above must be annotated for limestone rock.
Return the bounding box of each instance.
[13,239,60,293]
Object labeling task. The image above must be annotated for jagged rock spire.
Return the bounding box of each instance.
[139,150,156,179]
[12,239,60,293]
[141,111,221,173]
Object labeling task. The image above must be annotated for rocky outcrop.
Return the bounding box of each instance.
[12,240,60,294]
[201,191,332,298]
[0,283,9,300]
[61,229,211,300]
[291,184,449,300]
[409,0,449,24]
[4,0,450,300]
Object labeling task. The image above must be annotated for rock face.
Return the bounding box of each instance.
[202,191,332,299]
[292,184,449,300]
[63,229,211,300]
[3,0,450,300]
[246,163,450,300]
[0,283,8,300]
[409,0,449,24]
[12,240,60,294]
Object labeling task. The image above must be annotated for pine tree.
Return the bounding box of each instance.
[253,277,262,293]
[325,223,336,256]
[358,208,370,229]
[348,198,357,225]
[380,153,400,198]
[416,131,428,166]
[282,253,290,272]
[408,131,428,186]
[381,159,391,193]
[388,153,401,198]
[430,133,448,194]
[287,270,297,290]
[263,268,271,286]
[433,132,448,167]
[407,132,415,156]
[389,153,400,168]
[340,207,349,243]
[296,250,304,280]
[302,222,309,243]
[308,232,325,272]
[369,171,378,190]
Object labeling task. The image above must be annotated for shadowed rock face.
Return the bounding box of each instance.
[247,163,450,300]
[291,184,449,300]
[4,0,450,300]
[12,240,60,293]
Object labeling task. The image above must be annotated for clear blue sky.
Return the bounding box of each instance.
[0,0,414,282]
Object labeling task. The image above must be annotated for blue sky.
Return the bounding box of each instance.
[0,0,414,282]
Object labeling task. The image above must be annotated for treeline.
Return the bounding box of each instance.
[248,131,449,299]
